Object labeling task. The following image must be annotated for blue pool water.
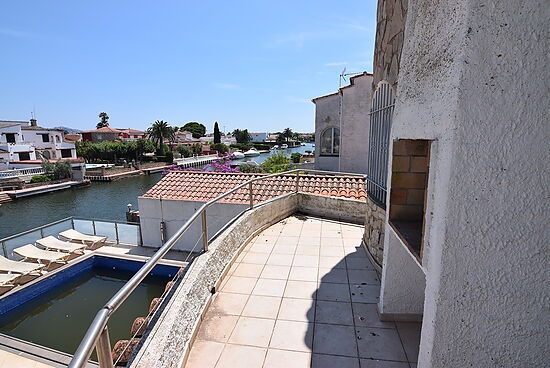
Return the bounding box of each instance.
[0,255,179,356]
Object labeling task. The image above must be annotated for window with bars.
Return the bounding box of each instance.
[366,82,395,208]
[320,127,340,156]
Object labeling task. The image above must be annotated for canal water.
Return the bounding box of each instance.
[0,144,314,239]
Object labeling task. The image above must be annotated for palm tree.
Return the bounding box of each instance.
[283,127,293,142]
[147,120,174,155]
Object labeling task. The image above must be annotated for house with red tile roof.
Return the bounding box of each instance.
[138,171,366,251]
[81,127,146,142]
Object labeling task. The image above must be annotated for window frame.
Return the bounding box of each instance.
[319,127,340,157]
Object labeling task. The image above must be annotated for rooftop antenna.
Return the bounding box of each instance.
[339,67,362,88]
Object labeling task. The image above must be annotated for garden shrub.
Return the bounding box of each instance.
[30,175,51,183]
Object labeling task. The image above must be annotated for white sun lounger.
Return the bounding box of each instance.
[0,273,21,286]
[0,255,44,275]
[58,229,107,248]
[14,244,70,266]
[36,236,87,254]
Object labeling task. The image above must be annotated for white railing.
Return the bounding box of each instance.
[173,153,219,165]
[0,167,45,179]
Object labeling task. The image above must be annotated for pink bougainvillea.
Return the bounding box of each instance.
[162,153,239,175]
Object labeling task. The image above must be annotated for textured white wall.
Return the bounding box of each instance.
[380,0,549,367]
[138,197,247,251]
[313,93,340,171]
[340,74,373,174]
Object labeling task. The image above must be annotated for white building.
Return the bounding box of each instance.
[312,72,373,174]
[0,119,77,170]
[249,132,267,142]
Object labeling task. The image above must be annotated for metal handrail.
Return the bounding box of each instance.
[69,168,366,368]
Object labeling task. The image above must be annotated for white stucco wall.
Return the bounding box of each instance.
[313,93,340,171]
[339,74,373,174]
[379,0,549,367]
[138,197,248,252]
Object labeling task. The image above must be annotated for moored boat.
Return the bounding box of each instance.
[243,148,260,157]
[232,151,245,159]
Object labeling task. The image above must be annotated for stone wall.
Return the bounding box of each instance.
[372,0,408,90]
[363,198,386,266]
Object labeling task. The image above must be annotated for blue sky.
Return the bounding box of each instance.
[0,1,376,133]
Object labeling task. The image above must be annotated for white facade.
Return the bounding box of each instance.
[175,131,194,142]
[0,123,38,166]
[378,1,548,367]
[312,73,373,174]
[138,197,247,251]
[249,132,267,142]
[22,127,77,160]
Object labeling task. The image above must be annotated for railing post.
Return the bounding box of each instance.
[201,210,208,252]
[96,326,114,368]
[92,220,97,235]
[40,228,44,239]
[115,222,119,244]
[295,172,300,193]
[1,241,7,258]
[248,182,254,208]
[71,217,75,230]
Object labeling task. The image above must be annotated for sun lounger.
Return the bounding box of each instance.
[0,255,44,275]
[0,273,21,286]
[59,229,107,248]
[36,236,87,254]
[14,245,70,266]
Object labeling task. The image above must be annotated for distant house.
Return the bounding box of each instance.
[0,119,77,169]
[312,72,373,174]
[199,134,237,146]
[174,131,194,142]
[81,127,145,142]
[249,132,267,142]
[138,171,366,251]
[64,133,82,142]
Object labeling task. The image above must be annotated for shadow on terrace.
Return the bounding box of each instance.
[183,215,421,368]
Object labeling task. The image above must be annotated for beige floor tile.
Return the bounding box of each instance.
[359,359,409,368]
[320,230,342,238]
[255,235,278,244]
[289,266,319,282]
[250,243,275,254]
[319,256,347,269]
[298,237,321,246]
[320,247,345,257]
[242,295,282,319]
[264,349,311,368]
[233,263,264,278]
[260,265,291,280]
[315,300,354,326]
[276,236,300,245]
[267,254,294,266]
[295,246,320,256]
[355,327,407,361]
[320,237,344,247]
[344,246,368,258]
[242,252,270,265]
[347,269,379,285]
[215,344,267,368]
[312,354,360,368]
[278,297,315,322]
[228,316,275,347]
[318,267,348,284]
[252,278,287,297]
[352,303,395,329]
[317,282,351,302]
[269,320,314,352]
[272,244,297,255]
[350,284,380,303]
[196,314,239,343]
[292,255,319,268]
[284,280,318,299]
[210,292,249,316]
[313,323,358,357]
[221,276,257,294]
[185,340,225,368]
[235,251,246,263]
[346,258,374,270]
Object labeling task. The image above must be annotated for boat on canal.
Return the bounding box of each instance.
[243,148,260,157]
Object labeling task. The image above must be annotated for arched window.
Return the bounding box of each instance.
[320,127,340,156]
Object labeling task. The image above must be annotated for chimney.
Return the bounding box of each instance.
[30,118,37,127]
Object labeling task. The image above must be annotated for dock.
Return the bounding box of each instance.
[3,181,88,199]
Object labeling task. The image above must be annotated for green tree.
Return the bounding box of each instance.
[190,143,203,154]
[96,112,109,129]
[282,127,293,142]
[232,129,251,143]
[210,142,229,153]
[147,120,174,155]
[177,145,191,158]
[213,122,221,144]
[260,152,291,173]
[42,160,71,180]
[182,122,206,138]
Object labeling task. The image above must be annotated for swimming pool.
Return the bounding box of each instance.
[0,255,179,357]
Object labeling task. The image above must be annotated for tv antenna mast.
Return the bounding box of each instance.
[339,67,362,88]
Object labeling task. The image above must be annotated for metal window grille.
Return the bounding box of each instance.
[367,82,395,208]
